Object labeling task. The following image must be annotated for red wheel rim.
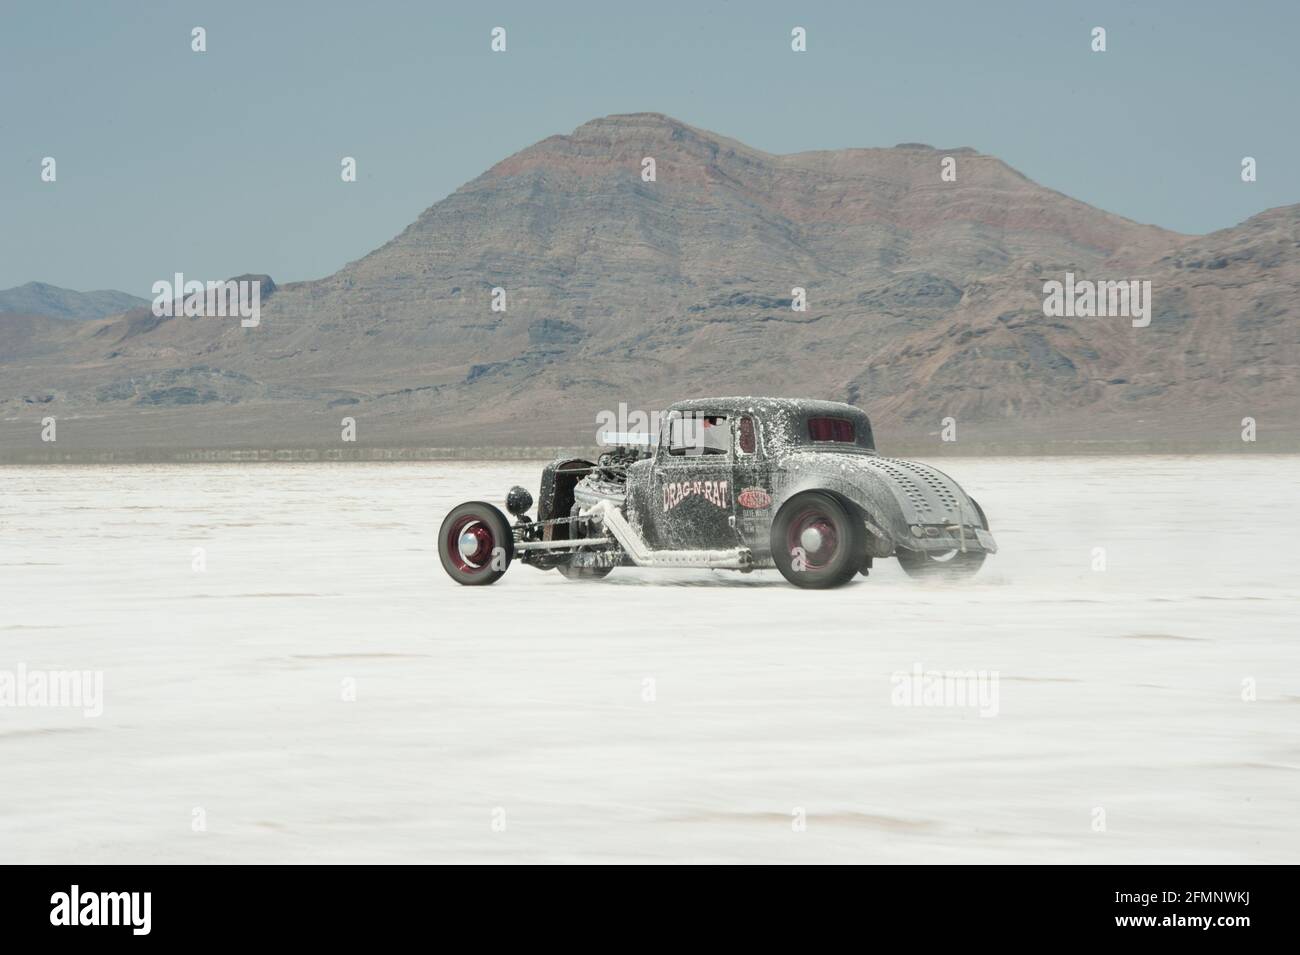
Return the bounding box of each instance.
[447,514,496,573]
[786,508,840,570]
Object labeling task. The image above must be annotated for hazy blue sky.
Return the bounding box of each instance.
[2,0,1296,295]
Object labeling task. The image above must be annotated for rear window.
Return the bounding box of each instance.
[808,417,855,443]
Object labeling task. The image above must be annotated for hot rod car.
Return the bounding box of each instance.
[438,397,996,589]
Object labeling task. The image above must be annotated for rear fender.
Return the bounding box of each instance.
[850,458,992,553]
[769,465,915,553]
[786,473,912,554]
[773,455,984,552]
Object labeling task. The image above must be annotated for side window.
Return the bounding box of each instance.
[667,413,730,456]
[737,415,756,455]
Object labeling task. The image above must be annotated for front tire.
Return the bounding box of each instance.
[439,502,513,586]
[771,491,864,589]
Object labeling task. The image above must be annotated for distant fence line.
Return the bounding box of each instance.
[1,437,1294,465]
[0,446,592,465]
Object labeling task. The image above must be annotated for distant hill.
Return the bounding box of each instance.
[1,114,1297,457]
[0,282,148,322]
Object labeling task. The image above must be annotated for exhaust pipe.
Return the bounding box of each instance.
[584,500,752,570]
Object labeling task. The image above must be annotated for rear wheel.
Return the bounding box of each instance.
[771,491,864,589]
[438,502,513,586]
[895,547,985,580]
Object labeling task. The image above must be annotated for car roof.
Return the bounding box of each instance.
[666,396,869,420]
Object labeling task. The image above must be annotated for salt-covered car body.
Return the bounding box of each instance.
[438,397,996,589]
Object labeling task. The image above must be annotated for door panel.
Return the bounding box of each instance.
[731,414,774,554]
[649,413,735,550]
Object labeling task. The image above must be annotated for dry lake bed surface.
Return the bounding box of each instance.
[1,455,1297,863]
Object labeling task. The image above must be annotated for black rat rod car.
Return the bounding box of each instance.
[438,397,997,589]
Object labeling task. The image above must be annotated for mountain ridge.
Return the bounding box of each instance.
[1,113,1296,456]
[0,282,149,322]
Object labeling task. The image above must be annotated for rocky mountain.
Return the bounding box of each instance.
[0,282,148,322]
[1,113,1297,457]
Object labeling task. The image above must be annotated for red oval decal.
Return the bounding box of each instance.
[738,488,772,509]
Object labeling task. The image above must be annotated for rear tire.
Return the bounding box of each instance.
[771,491,864,589]
[438,502,513,586]
[896,547,985,580]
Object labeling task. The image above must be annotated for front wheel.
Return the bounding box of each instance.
[895,547,985,580]
[439,502,513,585]
[770,491,864,589]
